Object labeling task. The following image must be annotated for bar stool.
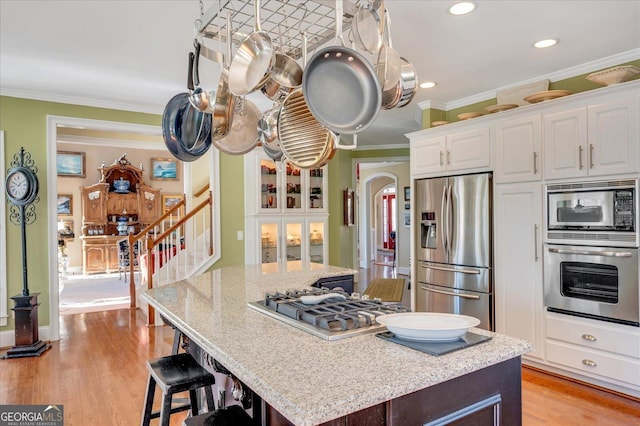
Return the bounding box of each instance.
[141,353,216,426]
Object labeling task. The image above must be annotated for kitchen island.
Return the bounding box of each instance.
[141,264,532,425]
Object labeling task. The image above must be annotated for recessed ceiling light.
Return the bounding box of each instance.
[420,81,437,89]
[534,38,558,48]
[449,2,476,16]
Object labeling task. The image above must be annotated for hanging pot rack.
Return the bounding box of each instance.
[196,0,382,60]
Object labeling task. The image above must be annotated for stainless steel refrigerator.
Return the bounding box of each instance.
[413,172,493,330]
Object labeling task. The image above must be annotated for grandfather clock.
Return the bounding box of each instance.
[2,147,51,358]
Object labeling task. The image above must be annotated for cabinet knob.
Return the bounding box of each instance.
[581,334,597,342]
[581,359,597,367]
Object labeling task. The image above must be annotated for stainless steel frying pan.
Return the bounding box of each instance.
[302,0,381,134]
[228,0,274,96]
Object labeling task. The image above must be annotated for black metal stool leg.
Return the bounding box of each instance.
[189,389,200,416]
[141,375,156,426]
[204,386,215,411]
[160,393,173,426]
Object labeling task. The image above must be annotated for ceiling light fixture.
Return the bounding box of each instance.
[420,81,437,89]
[534,38,558,48]
[449,2,476,16]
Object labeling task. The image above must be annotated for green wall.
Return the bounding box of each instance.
[1,95,405,333]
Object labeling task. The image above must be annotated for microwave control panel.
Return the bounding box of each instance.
[614,190,635,229]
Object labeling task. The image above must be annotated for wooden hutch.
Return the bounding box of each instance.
[79,154,161,274]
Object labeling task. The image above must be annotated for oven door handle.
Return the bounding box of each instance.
[420,285,481,300]
[420,264,481,274]
[548,247,633,257]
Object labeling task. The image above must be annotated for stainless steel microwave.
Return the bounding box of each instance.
[546,179,638,246]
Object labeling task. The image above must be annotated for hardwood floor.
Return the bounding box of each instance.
[1,258,639,425]
[1,308,638,425]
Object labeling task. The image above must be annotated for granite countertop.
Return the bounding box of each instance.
[141,264,532,426]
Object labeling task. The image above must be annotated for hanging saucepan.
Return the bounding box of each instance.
[212,96,260,155]
[162,93,212,162]
[351,0,382,54]
[396,57,418,108]
[260,22,303,101]
[262,138,283,161]
[257,105,283,160]
[209,14,237,142]
[302,0,381,135]
[376,8,402,92]
[228,0,274,96]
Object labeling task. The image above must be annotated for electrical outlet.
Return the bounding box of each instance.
[237,231,243,241]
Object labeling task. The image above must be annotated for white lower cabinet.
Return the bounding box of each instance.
[494,183,544,361]
[545,312,640,390]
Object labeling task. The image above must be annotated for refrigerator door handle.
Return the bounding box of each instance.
[420,285,481,300]
[447,183,454,259]
[420,263,481,275]
[441,184,448,256]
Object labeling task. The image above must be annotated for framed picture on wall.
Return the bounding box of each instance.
[162,194,184,218]
[404,186,410,201]
[151,158,179,180]
[57,194,73,215]
[56,151,86,178]
[404,211,411,228]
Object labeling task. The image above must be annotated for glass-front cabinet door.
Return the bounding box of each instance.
[284,221,303,263]
[260,221,279,264]
[308,220,326,265]
[284,162,303,212]
[308,167,326,211]
[260,158,279,210]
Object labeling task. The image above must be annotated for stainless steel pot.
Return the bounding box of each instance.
[396,57,418,108]
[228,0,274,96]
[212,96,259,155]
[302,0,381,134]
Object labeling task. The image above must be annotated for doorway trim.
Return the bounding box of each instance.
[352,156,409,270]
[46,116,180,341]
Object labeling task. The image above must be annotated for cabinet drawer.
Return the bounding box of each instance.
[546,313,640,358]
[546,340,640,387]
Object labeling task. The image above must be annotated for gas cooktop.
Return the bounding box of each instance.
[248,288,409,341]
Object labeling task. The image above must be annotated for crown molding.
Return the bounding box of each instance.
[0,87,164,115]
[429,48,640,112]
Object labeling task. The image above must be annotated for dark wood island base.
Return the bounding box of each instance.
[263,357,521,426]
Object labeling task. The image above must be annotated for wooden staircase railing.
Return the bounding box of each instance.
[122,190,214,325]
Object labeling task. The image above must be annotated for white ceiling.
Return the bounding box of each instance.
[1,1,639,149]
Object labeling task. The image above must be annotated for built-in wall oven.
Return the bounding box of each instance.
[544,244,639,326]
[544,178,639,327]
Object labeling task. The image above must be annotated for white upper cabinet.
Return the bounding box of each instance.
[543,91,639,180]
[543,107,588,180]
[410,127,491,176]
[587,94,639,177]
[495,114,542,183]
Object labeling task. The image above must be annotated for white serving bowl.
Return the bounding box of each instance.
[376,312,481,342]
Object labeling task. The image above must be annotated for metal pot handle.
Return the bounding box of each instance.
[335,133,357,150]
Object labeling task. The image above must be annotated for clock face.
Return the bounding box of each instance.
[6,167,38,206]
[8,170,29,200]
